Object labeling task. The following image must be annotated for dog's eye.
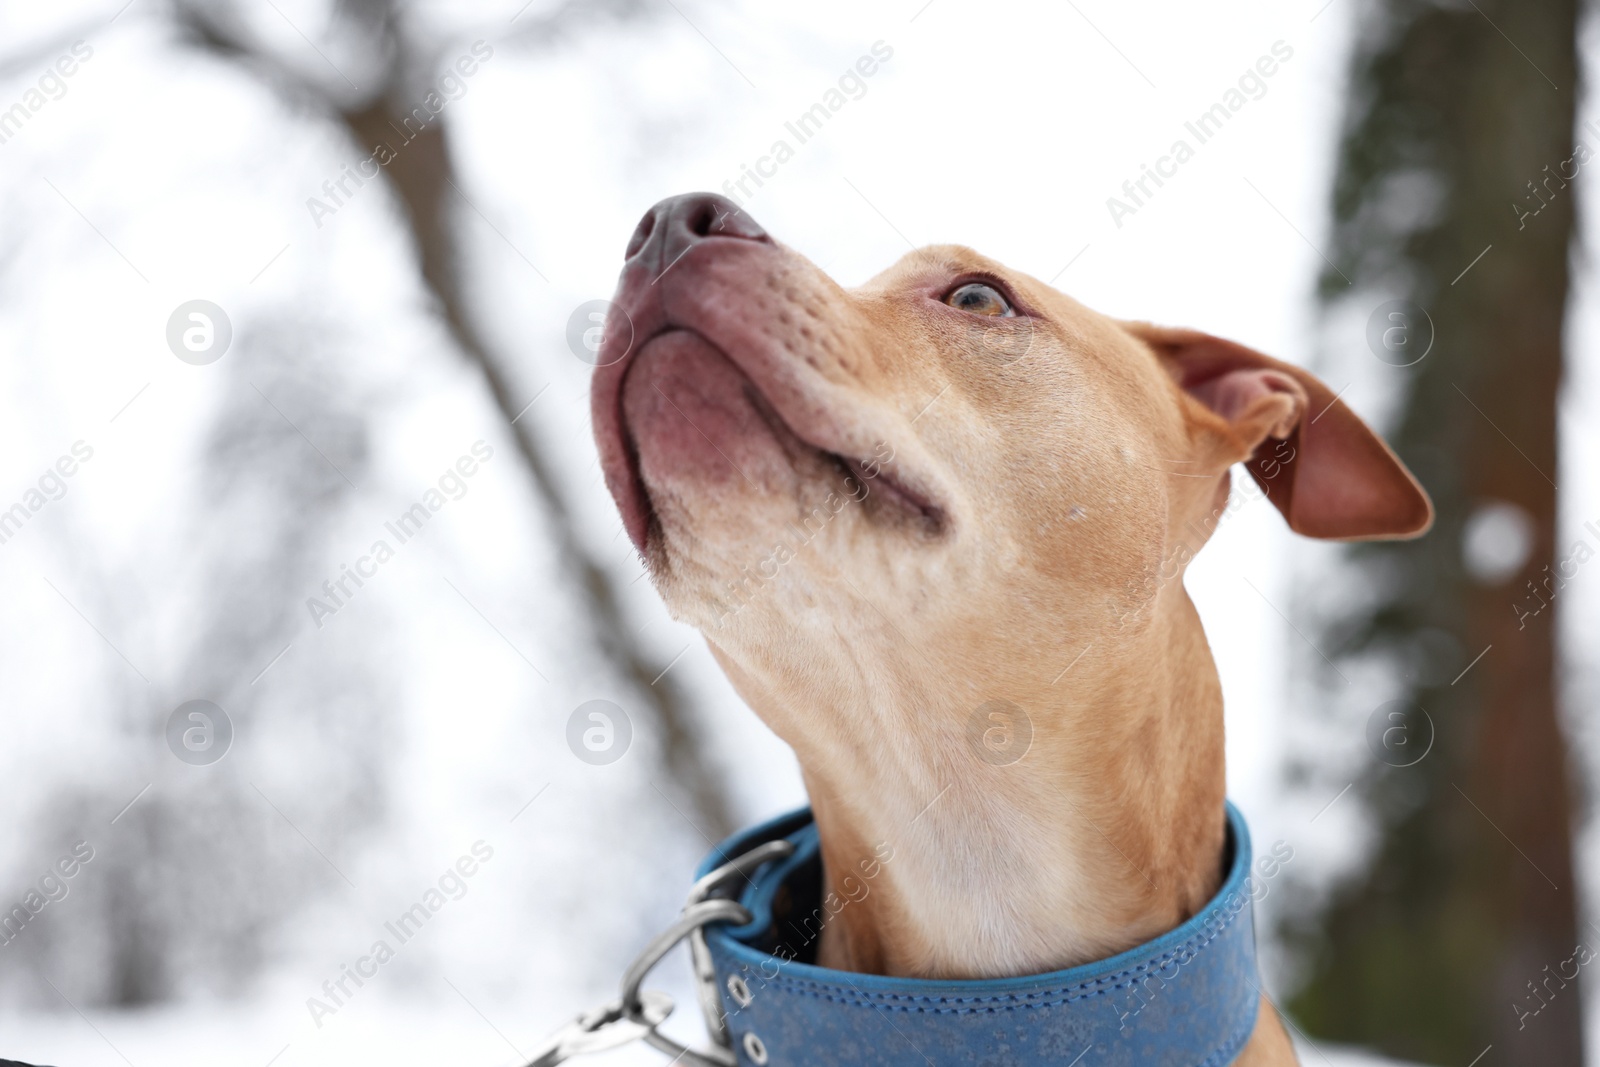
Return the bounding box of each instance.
[945,282,1014,317]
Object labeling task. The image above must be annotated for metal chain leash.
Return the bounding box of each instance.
[525,839,795,1067]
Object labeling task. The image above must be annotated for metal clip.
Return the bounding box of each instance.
[525,990,674,1066]
[524,837,794,1067]
[683,839,796,1047]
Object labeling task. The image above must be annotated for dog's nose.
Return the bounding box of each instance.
[624,192,771,275]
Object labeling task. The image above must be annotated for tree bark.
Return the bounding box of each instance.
[1289,1,1582,1062]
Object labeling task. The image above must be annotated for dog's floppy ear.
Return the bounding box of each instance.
[1126,322,1433,541]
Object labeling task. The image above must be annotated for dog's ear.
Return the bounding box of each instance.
[1126,322,1433,541]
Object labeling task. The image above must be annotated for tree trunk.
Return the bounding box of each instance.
[1289,1,1582,1062]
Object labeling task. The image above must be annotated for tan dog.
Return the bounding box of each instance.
[591,193,1432,1065]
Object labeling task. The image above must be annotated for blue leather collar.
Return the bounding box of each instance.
[695,803,1261,1066]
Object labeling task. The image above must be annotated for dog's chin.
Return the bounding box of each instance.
[618,329,940,575]
[622,329,856,566]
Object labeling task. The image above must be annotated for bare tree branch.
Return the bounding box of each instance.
[172,0,736,838]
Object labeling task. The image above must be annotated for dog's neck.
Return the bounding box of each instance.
[729,581,1228,981]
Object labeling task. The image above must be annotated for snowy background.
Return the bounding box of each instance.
[0,0,1594,1064]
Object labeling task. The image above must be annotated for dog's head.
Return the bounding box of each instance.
[591,192,1431,770]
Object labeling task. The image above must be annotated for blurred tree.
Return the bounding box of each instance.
[1288,0,1582,1062]
[173,0,736,841]
[3,316,384,1008]
[0,0,736,1012]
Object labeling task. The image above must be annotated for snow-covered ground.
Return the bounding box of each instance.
[0,999,1427,1067]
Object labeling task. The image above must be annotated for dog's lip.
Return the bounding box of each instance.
[612,324,946,552]
[838,452,942,527]
[592,243,948,555]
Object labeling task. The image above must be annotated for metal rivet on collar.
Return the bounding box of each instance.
[727,973,754,1007]
[742,1031,769,1064]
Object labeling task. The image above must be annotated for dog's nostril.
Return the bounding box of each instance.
[625,211,657,260]
[689,203,719,237]
[625,193,770,275]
